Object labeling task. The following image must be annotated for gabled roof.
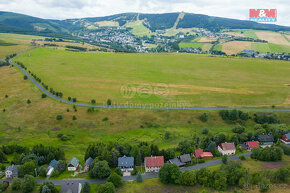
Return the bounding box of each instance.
[85,157,93,167]
[195,149,204,158]
[169,158,186,167]
[220,143,236,151]
[49,159,58,168]
[201,152,213,158]
[258,134,274,142]
[245,141,259,148]
[60,182,81,193]
[145,156,164,167]
[284,133,290,139]
[68,157,79,168]
[179,154,191,163]
[5,165,18,175]
[118,156,134,167]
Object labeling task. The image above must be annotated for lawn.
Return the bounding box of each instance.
[179,42,204,49]
[125,21,155,37]
[14,48,290,108]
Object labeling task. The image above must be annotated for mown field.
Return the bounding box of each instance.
[1,64,290,160]
[15,48,290,108]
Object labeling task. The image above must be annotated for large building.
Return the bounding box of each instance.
[67,157,80,172]
[281,133,290,145]
[145,156,164,173]
[258,133,274,148]
[194,148,213,159]
[118,156,134,172]
[243,141,259,150]
[218,143,236,155]
[5,165,18,179]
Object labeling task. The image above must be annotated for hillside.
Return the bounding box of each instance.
[0,11,289,36]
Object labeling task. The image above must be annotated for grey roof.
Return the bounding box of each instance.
[68,157,79,168]
[169,158,186,167]
[49,159,58,168]
[258,134,274,142]
[118,156,134,167]
[5,165,18,175]
[85,157,93,166]
[61,182,81,193]
[285,133,290,139]
[179,154,191,163]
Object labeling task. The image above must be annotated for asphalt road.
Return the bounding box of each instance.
[5,59,290,112]
[0,152,252,185]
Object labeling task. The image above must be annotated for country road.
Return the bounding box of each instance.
[0,152,252,185]
[5,59,290,112]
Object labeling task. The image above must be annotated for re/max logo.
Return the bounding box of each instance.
[249,9,277,22]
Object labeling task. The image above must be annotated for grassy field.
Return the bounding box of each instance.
[251,42,290,53]
[125,21,155,37]
[1,64,290,160]
[179,42,204,49]
[14,48,290,108]
[222,41,252,55]
[213,44,222,51]
[0,33,42,59]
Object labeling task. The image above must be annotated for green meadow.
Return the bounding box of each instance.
[251,42,290,53]
[15,48,290,108]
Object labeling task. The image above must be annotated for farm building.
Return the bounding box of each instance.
[68,157,80,172]
[60,182,82,193]
[47,159,58,176]
[258,133,274,148]
[281,133,290,145]
[5,165,18,179]
[84,157,93,172]
[194,148,213,159]
[243,141,259,150]
[145,156,164,173]
[118,156,134,172]
[218,143,236,155]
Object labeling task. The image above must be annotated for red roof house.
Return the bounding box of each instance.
[218,143,236,155]
[194,148,213,159]
[282,133,290,144]
[244,141,259,150]
[145,156,164,172]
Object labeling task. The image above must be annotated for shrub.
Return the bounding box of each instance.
[107,99,112,106]
[199,113,208,122]
[136,172,143,183]
[56,115,63,120]
[41,93,47,98]
[259,177,270,192]
[24,75,28,80]
[11,178,21,191]
[89,160,111,179]
[164,131,171,139]
[27,99,31,104]
[21,175,36,193]
[181,170,196,186]
[72,116,77,120]
[102,117,109,121]
[83,182,91,193]
[222,155,228,164]
[158,163,181,184]
[97,182,115,193]
[39,182,58,193]
[239,155,246,160]
[202,128,209,134]
[232,126,245,134]
[107,172,122,187]
[114,167,122,176]
[91,99,96,104]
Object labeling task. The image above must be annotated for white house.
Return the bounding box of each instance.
[5,165,18,179]
[218,143,236,156]
[144,156,164,173]
[67,157,80,172]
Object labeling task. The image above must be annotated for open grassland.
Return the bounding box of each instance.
[213,44,222,51]
[15,48,290,108]
[1,65,290,160]
[179,42,204,49]
[125,20,155,37]
[221,41,252,55]
[198,36,217,42]
[163,28,197,36]
[96,20,119,27]
[251,42,290,53]
[0,33,42,59]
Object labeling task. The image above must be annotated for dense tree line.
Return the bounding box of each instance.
[251,146,283,161]
[254,113,280,124]
[65,45,87,51]
[219,109,249,123]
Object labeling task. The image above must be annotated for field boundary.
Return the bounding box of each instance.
[6,59,290,112]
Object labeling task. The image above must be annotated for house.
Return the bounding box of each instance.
[281,133,290,145]
[5,165,18,179]
[145,156,164,173]
[258,133,274,148]
[118,156,134,172]
[179,154,191,164]
[47,159,58,176]
[61,182,82,193]
[168,154,191,167]
[194,148,213,159]
[218,143,236,155]
[84,157,93,172]
[68,157,80,172]
[243,141,259,150]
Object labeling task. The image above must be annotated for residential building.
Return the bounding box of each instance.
[5,165,18,179]
[118,156,134,172]
[68,157,80,172]
[194,148,213,159]
[218,143,236,155]
[168,154,191,167]
[258,133,274,148]
[61,182,82,193]
[145,156,164,173]
[281,133,290,145]
[47,159,58,176]
[243,141,259,150]
[84,157,94,172]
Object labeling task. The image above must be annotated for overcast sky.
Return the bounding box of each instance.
[0,0,289,26]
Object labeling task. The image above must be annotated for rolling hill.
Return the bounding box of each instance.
[0,11,289,37]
